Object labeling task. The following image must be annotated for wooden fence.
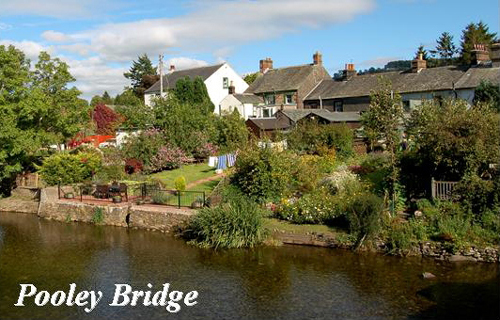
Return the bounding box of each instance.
[16,173,40,188]
[431,178,458,201]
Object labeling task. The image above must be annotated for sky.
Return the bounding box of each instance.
[0,0,498,100]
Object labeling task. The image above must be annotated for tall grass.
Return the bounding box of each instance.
[188,196,266,249]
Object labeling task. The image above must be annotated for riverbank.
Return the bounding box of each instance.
[0,188,498,263]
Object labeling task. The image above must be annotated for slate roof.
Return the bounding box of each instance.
[246,117,290,130]
[145,64,224,93]
[245,64,327,94]
[455,66,500,89]
[232,93,264,104]
[305,66,471,100]
[279,109,361,123]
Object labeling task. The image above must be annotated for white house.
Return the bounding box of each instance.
[144,63,248,114]
[218,93,277,120]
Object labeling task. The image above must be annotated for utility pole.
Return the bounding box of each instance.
[159,54,164,97]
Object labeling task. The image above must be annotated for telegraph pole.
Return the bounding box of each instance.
[159,54,164,96]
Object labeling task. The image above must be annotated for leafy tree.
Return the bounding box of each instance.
[124,54,157,97]
[432,32,457,60]
[474,80,500,112]
[0,47,89,195]
[361,78,404,213]
[92,103,123,135]
[213,110,249,153]
[114,88,142,106]
[114,88,153,129]
[172,76,214,115]
[460,21,497,65]
[243,72,259,85]
[90,95,104,107]
[101,91,113,105]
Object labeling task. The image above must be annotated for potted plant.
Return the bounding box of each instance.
[64,192,74,199]
[112,195,122,203]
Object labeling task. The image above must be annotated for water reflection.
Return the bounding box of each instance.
[0,212,498,320]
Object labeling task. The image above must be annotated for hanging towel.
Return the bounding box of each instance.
[208,156,217,167]
[227,153,236,167]
[217,155,227,170]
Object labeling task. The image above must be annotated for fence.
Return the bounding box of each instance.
[431,178,458,201]
[16,173,40,188]
[58,182,205,208]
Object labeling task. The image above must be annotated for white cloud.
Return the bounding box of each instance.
[42,30,72,42]
[0,22,12,30]
[50,0,375,62]
[165,57,208,71]
[358,56,402,68]
[0,0,116,18]
[0,39,53,60]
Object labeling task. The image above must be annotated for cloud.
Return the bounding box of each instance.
[0,39,53,60]
[358,56,402,68]
[0,0,117,19]
[51,0,375,62]
[0,22,12,30]
[42,30,72,42]
[165,57,208,71]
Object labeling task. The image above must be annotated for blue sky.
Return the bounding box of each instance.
[0,0,498,100]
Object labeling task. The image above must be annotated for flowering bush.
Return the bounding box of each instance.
[320,165,361,195]
[148,145,193,172]
[275,189,341,224]
[125,158,143,174]
[121,129,164,168]
[192,142,218,160]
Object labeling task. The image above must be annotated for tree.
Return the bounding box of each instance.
[173,76,214,115]
[0,47,89,195]
[213,110,249,153]
[474,80,500,112]
[361,78,404,214]
[432,32,457,60]
[114,88,152,129]
[460,21,497,65]
[124,54,157,97]
[114,88,142,107]
[101,91,113,105]
[92,103,123,135]
[415,45,429,60]
[243,72,260,85]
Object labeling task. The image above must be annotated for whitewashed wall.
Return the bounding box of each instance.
[205,64,249,115]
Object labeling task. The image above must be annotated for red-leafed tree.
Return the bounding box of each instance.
[92,103,123,134]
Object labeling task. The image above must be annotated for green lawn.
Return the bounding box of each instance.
[149,163,218,191]
[263,218,345,237]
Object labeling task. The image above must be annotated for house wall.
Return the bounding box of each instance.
[304,96,370,112]
[144,91,168,107]
[218,95,257,120]
[206,64,249,115]
[297,66,331,109]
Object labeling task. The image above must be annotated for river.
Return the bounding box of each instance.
[0,212,498,319]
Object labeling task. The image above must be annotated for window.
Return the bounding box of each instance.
[222,77,229,89]
[284,93,294,105]
[265,94,275,105]
[402,100,410,112]
[334,101,343,112]
[262,108,271,118]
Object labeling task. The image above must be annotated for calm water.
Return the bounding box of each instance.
[0,212,498,320]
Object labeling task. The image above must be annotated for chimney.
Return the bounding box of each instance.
[169,65,175,72]
[411,53,427,73]
[228,81,235,94]
[259,57,273,74]
[342,63,356,80]
[472,44,489,65]
[490,43,500,67]
[313,51,323,65]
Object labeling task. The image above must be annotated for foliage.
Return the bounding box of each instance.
[121,129,164,169]
[346,193,384,242]
[320,165,360,195]
[173,76,214,115]
[94,164,125,182]
[213,110,249,153]
[115,90,153,129]
[91,91,113,106]
[243,72,260,85]
[152,191,171,205]
[149,145,192,172]
[454,174,499,217]
[406,99,500,181]
[91,207,105,224]
[114,88,142,106]
[287,120,353,159]
[174,176,187,191]
[460,21,497,65]
[275,188,341,224]
[188,196,266,248]
[92,103,123,134]
[193,142,218,160]
[431,32,457,60]
[124,54,158,97]
[125,158,143,174]
[473,80,500,112]
[414,45,429,60]
[38,152,102,185]
[231,147,297,202]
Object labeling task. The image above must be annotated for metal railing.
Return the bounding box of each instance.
[58,182,205,208]
[431,178,458,201]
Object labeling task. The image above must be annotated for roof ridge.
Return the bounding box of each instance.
[167,63,224,75]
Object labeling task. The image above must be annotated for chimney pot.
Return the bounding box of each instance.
[342,63,356,80]
[490,43,500,67]
[259,57,273,74]
[169,65,175,72]
[411,54,427,73]
[472,43,490,65]
[313,51,323,65]
[228,81,235,94]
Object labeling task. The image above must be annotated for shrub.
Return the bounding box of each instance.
[121,129,164,168]
[454,174,499,217]
[149,145,192,172]
[94,164,124,182]
[346,193,384,241]
[151,191,171,205]
[38,152,102,185]
[231,147,297,202]
[275,189,341,224]
[320,166,360,195]
[125,158,143,174]
[192,142,218,160]
[188,196,266,248]
[91,207,105,224]
[174,176,186,191]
